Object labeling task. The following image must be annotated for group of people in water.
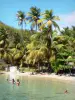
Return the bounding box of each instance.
[7,78,68,94]
[7,78,20,86]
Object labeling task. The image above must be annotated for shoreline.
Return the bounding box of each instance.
[2,71,75,81]
[19,72,75,81]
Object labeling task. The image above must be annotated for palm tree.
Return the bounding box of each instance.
[28,6,41,31]
[16,11,28,57]
[41,10,60,72]
[16,11,26,45]
[42,9,60,39]
[16,11,26,30]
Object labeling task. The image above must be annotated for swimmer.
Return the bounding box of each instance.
[64,90,68,94]
[12,79,15,84]
[16,79,20,86]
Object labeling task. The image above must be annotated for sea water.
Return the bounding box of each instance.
[0,74,75,100]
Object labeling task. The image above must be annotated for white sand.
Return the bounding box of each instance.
[4,72,75,81]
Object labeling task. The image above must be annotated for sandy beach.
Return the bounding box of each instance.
[19,72,75,81]
[3,71,75,81]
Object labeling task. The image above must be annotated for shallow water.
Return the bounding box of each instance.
[0,74,75,100]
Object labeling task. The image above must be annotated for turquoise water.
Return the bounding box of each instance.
[0,74,75,100]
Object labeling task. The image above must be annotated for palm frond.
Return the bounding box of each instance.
[52,21,60,30]
[53,16,60,20]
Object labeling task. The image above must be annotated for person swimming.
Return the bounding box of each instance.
[64,90,68,94]
[12,79,15,84]
[16,79,20,86]
[7,78,15,83]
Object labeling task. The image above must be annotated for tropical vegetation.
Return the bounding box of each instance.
[0,6,75,74]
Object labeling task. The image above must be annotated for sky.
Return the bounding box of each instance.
[0,0,75,30]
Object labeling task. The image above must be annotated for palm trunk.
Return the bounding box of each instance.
[21,22,23,31]
[35,21,37,31]
[46,25,53,73]
[48,25,52,44]
[38,62,40,71]
[47,59,52,73]
[20,23,24,45]
[24,20,26,31]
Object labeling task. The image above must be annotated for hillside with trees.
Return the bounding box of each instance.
[0,6,75,74]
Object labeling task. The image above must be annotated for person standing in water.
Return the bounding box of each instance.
[16,79,20,86]
[12,79,15,84]
[64,90,68,94]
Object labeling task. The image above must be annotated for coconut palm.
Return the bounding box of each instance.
[16,11,27,48]
[16,11,26,30]
[42,9,60,39]
[28,6,41,31]
[39,10,60,72]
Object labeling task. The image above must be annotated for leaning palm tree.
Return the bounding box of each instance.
[16,11,26,30]
[28,6,41,31]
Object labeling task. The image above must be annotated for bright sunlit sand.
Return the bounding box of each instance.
[4,72,75,81]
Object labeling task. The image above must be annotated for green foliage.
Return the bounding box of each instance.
[16,11,26,30]
[28,6,41,31]
[0,7,75,74]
